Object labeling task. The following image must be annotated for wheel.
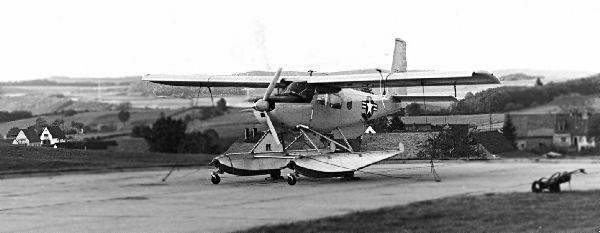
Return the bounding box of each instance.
[287,173,297,185]
[531,181,542,193]
[211,173,221,184]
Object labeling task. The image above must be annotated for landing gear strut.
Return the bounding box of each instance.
[211,171,221,184]
[287,173,297,185]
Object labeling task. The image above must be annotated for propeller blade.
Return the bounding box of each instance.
[263,68,282,101]
[263,112,281,145]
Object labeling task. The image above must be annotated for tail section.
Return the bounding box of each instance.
[390,38,407,73]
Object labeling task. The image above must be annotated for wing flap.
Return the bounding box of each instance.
[307,71,499,88]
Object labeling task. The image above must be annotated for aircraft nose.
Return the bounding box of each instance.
[253,99,271,112]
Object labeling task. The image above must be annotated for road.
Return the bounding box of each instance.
[1,160,599,232]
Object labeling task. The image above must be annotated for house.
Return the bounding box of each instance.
[12,128,42,146]
[12,126,67,146]
[510,109,596,152]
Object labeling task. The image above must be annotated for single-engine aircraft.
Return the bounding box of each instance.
[143,38,499,185]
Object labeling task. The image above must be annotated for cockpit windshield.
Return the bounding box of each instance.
[282,82,315,100]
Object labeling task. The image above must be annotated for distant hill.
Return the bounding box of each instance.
[453,74,600,114]
[499,73,544,81]
[492,69,596,82]
[2,76,139,86]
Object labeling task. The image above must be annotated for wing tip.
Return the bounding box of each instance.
[473,70,500,84]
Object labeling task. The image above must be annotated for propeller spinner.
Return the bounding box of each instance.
[252,68,282,112]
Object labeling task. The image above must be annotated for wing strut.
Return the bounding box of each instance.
[296,125,354,153]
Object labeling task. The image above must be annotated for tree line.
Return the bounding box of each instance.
[452,74,600,114]
[132,116,225,154]
[0,111,33,123]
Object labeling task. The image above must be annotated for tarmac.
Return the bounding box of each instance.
[1,159,599,232]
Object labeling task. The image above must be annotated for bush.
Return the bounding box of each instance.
[418,125,485,159]
[144,117,187,153]
[131,125,152,138]
[177,132,208,153]
[99,124,117,132]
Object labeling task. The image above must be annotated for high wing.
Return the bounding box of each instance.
[143,70,499,88]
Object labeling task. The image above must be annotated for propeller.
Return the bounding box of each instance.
[253,68,282,112]
[251,68,283,145]
[263,112,280,145]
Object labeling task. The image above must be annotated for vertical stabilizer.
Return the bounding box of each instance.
[385,38,407,97]
[391,38,407,73]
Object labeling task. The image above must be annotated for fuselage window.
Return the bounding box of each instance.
[316,95,326,105]
[347,101,352,110]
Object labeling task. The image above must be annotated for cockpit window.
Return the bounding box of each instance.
[329,94,342,109]
[283,82,315,100]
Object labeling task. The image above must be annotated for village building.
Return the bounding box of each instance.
[510,108,596,152]
[12,126,67,147]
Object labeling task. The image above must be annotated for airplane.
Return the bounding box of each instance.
[143,38,499,185]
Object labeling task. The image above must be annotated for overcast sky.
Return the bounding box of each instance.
[0,0,599,81]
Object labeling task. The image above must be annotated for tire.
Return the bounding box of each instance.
[531,181,542,193]
[287,174,297,186]
[211,174,221,185]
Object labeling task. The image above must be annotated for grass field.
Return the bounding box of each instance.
[0,144,212,176]
[241,190,600,233]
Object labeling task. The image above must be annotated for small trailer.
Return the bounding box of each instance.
[531,169,586,193]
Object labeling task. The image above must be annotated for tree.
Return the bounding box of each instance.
[70,121,84,130]
[33,117,48,133]
[369,116,389,132]
[389,115,405,132]
[417,125,484,159]
[216,98,227,113]
[35,117,47,126]
[535,77,544,86]
[406,103,422,116]
[587,115,600,142]
[502,114,517,147]
[177,132,208,153]
[464,92,475,99]
[7,126,20,138]
[52,118,65,127]
[117,102,132,111]
[118,109,131,127]
[144,116,187,153]
[358,87,373,94]
[203,129,222,153]
[131,124,152,138]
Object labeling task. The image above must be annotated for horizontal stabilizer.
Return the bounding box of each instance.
[392,95,458,103]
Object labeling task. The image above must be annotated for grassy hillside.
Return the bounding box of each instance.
[0,109,178,137]
[453,73,600,114]
[241,190,600,233]
[0,143,212,175]
[0,95,114,115]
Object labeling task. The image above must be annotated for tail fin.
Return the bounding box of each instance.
[390,38,407,73]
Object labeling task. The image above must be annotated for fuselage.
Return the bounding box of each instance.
[261,89,402,132]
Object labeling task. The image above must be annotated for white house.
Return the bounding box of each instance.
[12,126,66,146]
